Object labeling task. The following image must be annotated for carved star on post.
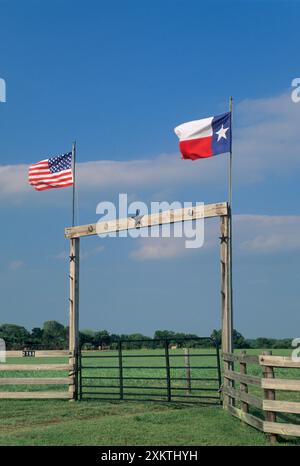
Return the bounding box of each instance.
[70,253,76,262]
[219,234,228,244]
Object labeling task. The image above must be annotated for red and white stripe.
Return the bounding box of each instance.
[28,159,73,191]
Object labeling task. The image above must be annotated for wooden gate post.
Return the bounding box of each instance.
[69,237,80,400]
[262,350,277,444]
[220,214,232,355]
[220,213,233,407]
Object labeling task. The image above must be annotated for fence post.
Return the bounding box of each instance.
[262,350,277,444]
[164,340,171,402]
[118,340,124,401]
[184,348,191,395]
[69,237,80,401]
[68,352,75,401]
[220,214,234,408]
[240,350,249,414]
[78,348,82,401]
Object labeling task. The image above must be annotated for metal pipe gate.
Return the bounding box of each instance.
[79,337,221,404]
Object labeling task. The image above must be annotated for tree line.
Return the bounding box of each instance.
[0,321,294,350]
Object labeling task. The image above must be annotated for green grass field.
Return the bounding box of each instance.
[0,348,299,446]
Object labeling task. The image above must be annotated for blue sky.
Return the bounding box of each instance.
[0,0,300,338]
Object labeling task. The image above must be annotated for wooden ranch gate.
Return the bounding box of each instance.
[0,201,232,401]
[64,201,233,401]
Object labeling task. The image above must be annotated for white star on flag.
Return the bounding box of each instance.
[216,124,229,141]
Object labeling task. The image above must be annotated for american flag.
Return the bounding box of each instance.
[28,152,74,191]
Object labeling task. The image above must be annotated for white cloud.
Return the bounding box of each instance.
[237,215,300,253]
[77,153,226,190]
[1,91,299,203]
[130,214,300,260]
[54,251,68,260]
[8,260,24,271]
[234,93,300,181]
[81,246,104,259]
[0,164,31,198]
[0,153,226,203]
[130,236,189,261]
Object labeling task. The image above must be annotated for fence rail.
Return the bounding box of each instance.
[223,351,300,443]
[5,350,70,357]
[0,350,75,400]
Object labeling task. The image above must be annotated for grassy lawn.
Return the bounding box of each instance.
[0,399,269,446]
[0,347,299,445]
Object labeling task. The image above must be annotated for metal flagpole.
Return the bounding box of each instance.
[70,140,79,399]
[228,96,233,351]
[229,96,233,207]
[72,141,76,227]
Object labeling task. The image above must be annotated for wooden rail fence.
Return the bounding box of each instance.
[223,351,300,443]
[0,350,75,400]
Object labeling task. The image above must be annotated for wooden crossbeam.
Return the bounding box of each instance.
[0,391,72,399]
[65,202,228,239]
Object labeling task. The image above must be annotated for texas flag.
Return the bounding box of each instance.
[174,112,231,160]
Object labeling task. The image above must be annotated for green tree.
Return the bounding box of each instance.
[210,329,249,349]
[0,324,30,349]
[253,337,273,349]
[29,327,44,347]
[211,329,222,346]
[42,320,67,349]
[79,329,95,348]
[153,330,176,347]
[233,329,249,349]
[93,330,111,348]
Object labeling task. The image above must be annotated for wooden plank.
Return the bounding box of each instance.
[225,404,263,431]
[0,391,72,399]
[262,378,300,391]
[223,352,259,364]
[224,370,261,386]
[263,400,300,414]
[0,378,70,385]
[222,386,263,410]
[262,351,277,444]
[259,355,300,368]
[0,364,71,371]
[65,202,228,239]
[264,421,300,437]
[5,351,22,357]
[32,350,70,357]
[5,350,71,358]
